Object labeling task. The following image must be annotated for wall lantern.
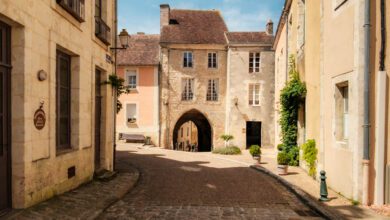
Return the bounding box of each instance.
[111,29,130,50]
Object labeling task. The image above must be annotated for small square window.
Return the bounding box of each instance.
[183,52,193,68]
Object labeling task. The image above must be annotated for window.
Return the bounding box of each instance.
[126,70,137,89]
[335,83,349,141]
[56,51,72,150]
[249,52,260,73]
[95,0,111,45]
[206,79,219,101]
[56,0,85,22]
[126,104,137,124]
[183,52,193,68]
[182,78,194,101]
[208,52,217,68]
[249,83,261,106]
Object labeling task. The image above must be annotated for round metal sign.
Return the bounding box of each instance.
[34,109,46,130]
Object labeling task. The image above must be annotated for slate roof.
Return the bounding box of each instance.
[225,32,274,45]
[117,34,160,66]
[160,9,228,44]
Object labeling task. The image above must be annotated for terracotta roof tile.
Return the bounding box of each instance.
[226,32,274,45]
[161,9,228,44]
[117,34,160,66]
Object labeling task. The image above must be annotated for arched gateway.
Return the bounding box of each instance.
[173,109,212,152]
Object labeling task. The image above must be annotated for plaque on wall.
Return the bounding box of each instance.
[34,109,46,130]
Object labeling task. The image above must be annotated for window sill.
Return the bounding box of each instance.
[56,148,78,156]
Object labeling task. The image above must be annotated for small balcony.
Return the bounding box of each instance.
[56,0,85,22]
[95,16,111,45]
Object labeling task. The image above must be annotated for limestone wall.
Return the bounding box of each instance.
[160,44,227,149]
[0,0,115,208]
[227,46,275,149]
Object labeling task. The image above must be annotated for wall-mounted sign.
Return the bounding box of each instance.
[34,109,46,130]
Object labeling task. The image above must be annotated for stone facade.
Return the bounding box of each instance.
[0,0,116,209]
[226,46,275,148]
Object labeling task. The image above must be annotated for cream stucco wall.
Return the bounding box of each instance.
[227,46,275,149]
[0,0,115,208]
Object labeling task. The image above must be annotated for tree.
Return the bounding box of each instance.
[220,134,234,147]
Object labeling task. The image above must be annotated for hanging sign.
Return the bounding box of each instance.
[34,108,46,130]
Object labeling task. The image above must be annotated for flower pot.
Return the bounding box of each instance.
[252,155,261,164]
[277,165,288,175]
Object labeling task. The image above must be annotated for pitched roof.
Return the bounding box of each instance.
[225,32,274,45]
[160,9,228,44]
[117,34,160,66]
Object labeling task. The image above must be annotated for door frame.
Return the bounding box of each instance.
[0,20,12,213]
[94,68,102,170]
[246,121,262,148]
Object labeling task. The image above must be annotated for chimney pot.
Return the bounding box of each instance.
[266,19,274,35]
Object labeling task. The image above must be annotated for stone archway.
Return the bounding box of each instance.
[173,109,212,152]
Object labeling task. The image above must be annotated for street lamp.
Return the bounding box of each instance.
[111,29,130,50]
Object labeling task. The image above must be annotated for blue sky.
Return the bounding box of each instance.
[118,0,285,34]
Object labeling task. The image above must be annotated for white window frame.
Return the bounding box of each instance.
[249,52,261,73]
[248,83,261,106]
[206,79,219,101]
[208,52,218,69]
[183,51,193,68]
[342,86,349,140]
[125,69,138,90]
[125,102,138,126]
[182,78,194,101]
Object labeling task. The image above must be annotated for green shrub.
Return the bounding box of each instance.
[279,55,306,166]
[220,134,234,147]
[277,144,284,151]
[301,139,318,178]
[277,151,290,165]
[212,146,241,155]
[249,145,261,156]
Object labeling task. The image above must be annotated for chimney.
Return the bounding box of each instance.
[266,19,274,35]
[160,4,170,29]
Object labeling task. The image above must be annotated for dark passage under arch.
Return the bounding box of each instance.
[173,109,212,152]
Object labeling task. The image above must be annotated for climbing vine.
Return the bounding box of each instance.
[104,74,130,113]
[279,56,306,166]
[301,139,318,178]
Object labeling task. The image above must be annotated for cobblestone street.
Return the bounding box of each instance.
[98,144,323,219]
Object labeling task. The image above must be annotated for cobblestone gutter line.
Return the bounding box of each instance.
[250,165,343,220]
[3,167,140,220]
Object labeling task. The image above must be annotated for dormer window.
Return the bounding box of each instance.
[169,19,179,25]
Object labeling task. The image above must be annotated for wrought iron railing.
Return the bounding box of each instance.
[95,16,111,45]
[56,0,85,22]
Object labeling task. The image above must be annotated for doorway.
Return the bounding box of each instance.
[246,121,261,148]
[0,20,11,213]
[94,69,102,169]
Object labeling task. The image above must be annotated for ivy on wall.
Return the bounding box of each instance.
[279,56,306,166]
[104,74,130,113]
[301,139,318,178]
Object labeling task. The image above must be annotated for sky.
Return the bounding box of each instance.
[118,0,285,34]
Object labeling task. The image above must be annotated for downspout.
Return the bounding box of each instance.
[285,12,289,81]
[362,0,371,205]
[113,0,118,171]
[374,0,387,205]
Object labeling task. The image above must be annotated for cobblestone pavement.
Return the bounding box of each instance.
[98,144,324,220]
[3,158,139,220]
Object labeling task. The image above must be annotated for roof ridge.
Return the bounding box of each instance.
[171,8,220,12]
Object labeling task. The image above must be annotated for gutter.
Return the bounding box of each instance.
[362,0,371,205]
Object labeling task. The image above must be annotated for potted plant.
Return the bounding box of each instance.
[145,136,151,145]
[277,151,289,175]
[220,134,234,147]
[249,145,261,163]
[277,144,284,152]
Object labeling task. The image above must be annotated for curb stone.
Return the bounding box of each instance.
[250,165,344,220]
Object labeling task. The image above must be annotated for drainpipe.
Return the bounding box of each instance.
[362,0,371,206]
[374,0,387,205]
[285,12,289,81]
[113,0,118,171]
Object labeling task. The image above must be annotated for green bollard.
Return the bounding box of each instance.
[319,170,330,201]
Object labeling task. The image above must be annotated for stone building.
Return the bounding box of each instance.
[225,29,275,148]
[116,33,160,145]
[274,0,390,206]
[159,4,275,151]
[0,0,117,211]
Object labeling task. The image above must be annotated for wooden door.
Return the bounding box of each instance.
[94,69,102,169]
[0,20,11,213]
